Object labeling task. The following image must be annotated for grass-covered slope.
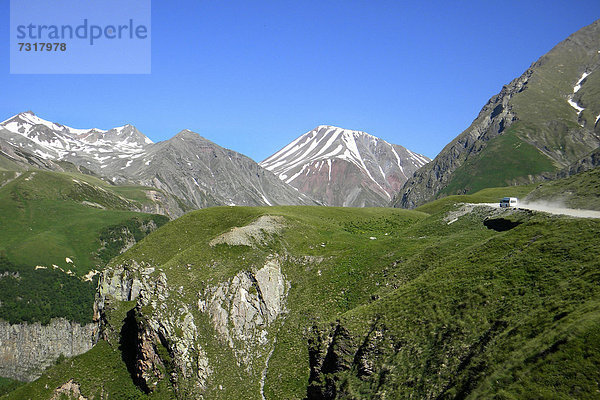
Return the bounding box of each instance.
[2,341,146,400]
[439,125,556,196]
[525,167,600,210]
[0,170,168,273]
[6,190,599,399]
[310,210,600,399]
[0,169,169,326]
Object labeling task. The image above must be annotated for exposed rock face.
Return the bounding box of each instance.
[554,146,600,178]
[198,259,290,367]
[96,253,290,398]
[0,318,98,381]
[306,320,397,400]
[51,379,88,400]
[394,70,527,208]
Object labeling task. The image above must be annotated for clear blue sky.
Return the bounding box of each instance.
[1,1,599,161]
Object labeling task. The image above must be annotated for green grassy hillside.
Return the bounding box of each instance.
[439,125,557,197]
[525,167,600,210]
[312,212,600,399]
[5,187,598,399]
[0,169,169,326]
[0,170,168,273]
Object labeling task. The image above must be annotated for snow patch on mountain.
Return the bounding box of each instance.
[567,71,590,119]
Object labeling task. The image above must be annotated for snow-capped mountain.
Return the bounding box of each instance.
[0,111,152,171]
[260,125,430,207]
[0,111,316,211]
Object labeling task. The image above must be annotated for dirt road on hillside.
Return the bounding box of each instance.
[478,202,600,219]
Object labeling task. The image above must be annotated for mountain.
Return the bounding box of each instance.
[0,169,172,382]
[129,129,317,208]
[394,19,600,208]
[260,125,429,207]
[0,112,316,211]
[0,111,151,170]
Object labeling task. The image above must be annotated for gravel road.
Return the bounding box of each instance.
[480,202,600,219]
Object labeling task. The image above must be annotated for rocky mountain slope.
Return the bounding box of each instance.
[261,125,429,207]
[394,19,600,208]
[132,129,316,209]
[5,177,600,399]
[0,112,316,211]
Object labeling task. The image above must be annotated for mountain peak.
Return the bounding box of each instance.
[260,125,429,207]
[173,129,199,139]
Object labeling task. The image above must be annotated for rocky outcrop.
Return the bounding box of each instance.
[0,318,98,382]
[51,379,88,400]
[96,254,290,398]
[198,259,290,367]
[306,320,396,400]
[553,146,600,178]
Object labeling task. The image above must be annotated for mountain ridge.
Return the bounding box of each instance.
[0,112,317,212]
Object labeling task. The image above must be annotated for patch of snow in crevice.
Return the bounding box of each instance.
[574,71,590,93]
[406,148,429,166]
[390,145,403,169]
[260,193,273,206]
[340,132,389,197]
[567,71,590,117]
[285,163,310,184]
[568,98,585,115]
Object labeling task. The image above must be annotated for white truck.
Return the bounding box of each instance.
[500,197,518,208]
